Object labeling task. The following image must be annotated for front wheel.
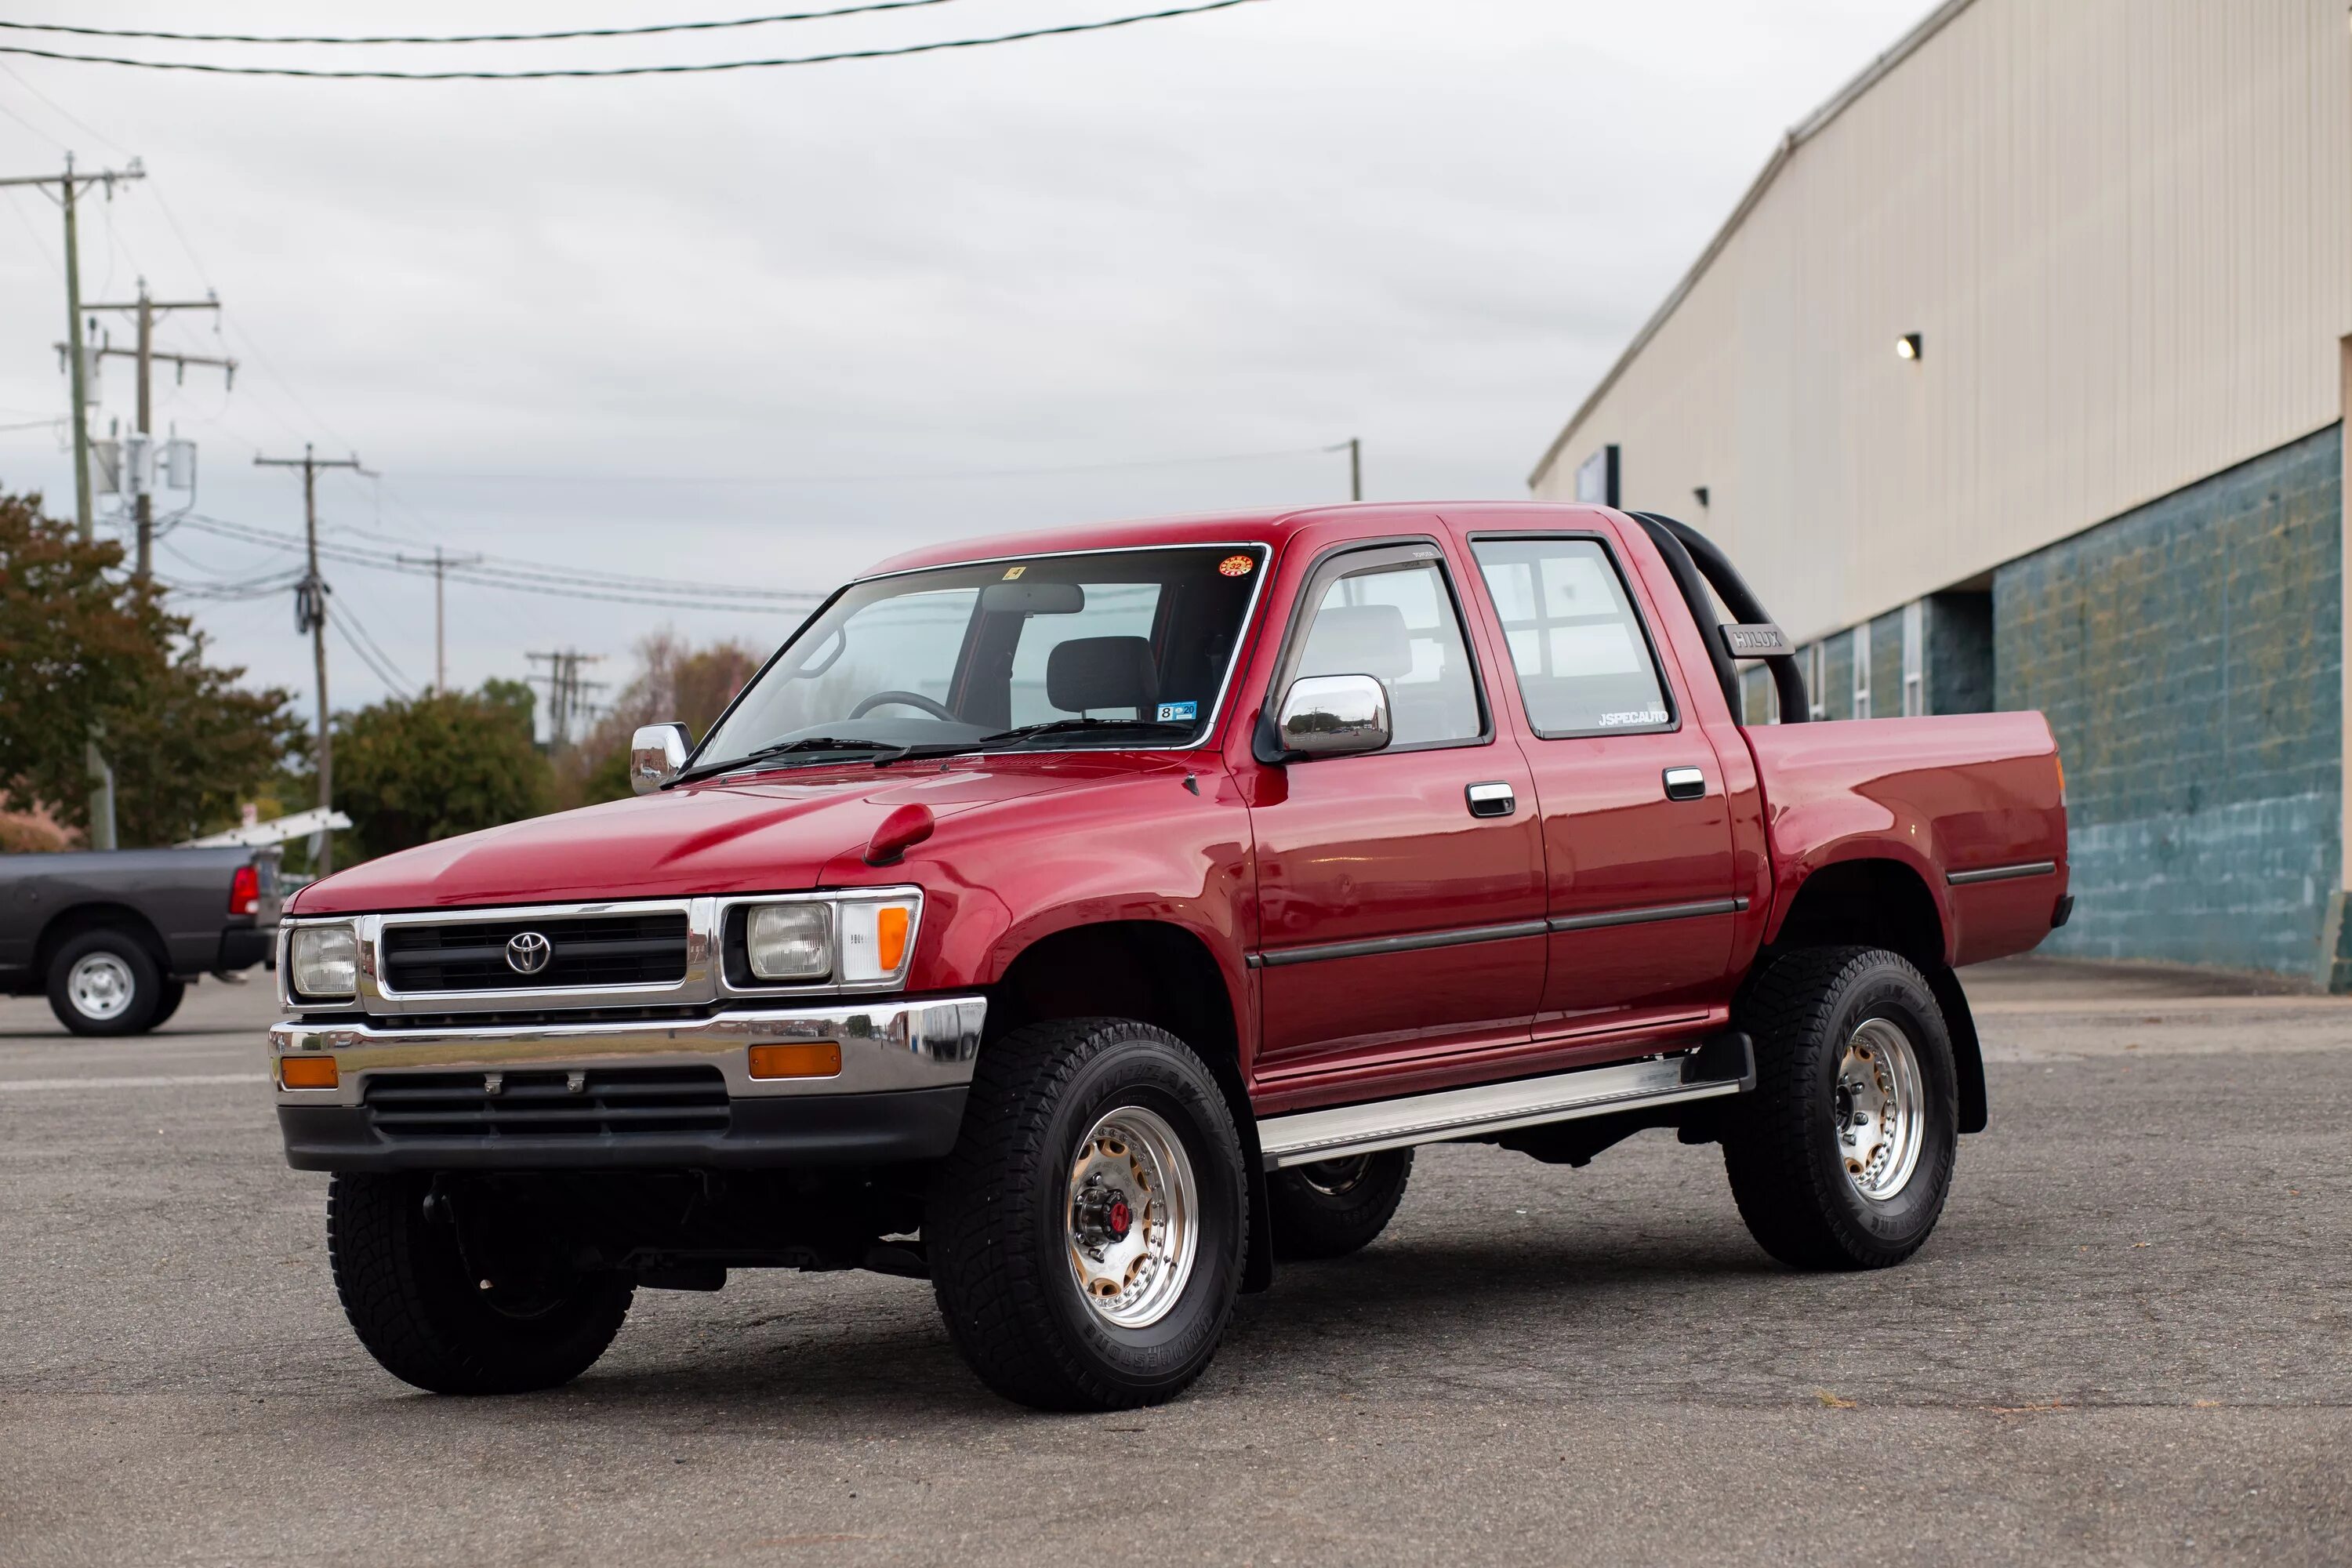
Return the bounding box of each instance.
[326,1173,634,1395]
[927,1018,1249,1410]
[1722,946,1958,1271]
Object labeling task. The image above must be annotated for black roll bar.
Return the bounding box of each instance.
[1625,511,1809,724]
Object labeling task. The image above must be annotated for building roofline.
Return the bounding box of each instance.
[1526,0,1980,491]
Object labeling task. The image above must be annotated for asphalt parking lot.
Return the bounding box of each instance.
[4,959,2348,1566]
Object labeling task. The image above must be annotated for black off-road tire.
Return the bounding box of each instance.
[1268,1149,1413,1261]
[326,1173,634,1396]
[150,978,187,1029]
[1722,946,1959,1271]
[927,1018,1249,1411]
[45,927,165,1036]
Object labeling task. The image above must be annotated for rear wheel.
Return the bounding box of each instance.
[45,929,165,1036]
[326,1173,634,1395]
[1269,1149,1413,1260]
[927,1018,1249,1410]
[150,978,188,1030]
[1722,946,1958,1270]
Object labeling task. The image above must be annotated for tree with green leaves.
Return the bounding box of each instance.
[0,488,303,846]
[328,684,554,862]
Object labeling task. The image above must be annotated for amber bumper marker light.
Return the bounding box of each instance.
[748,1042,843,1080]
[280,1054,339,1090]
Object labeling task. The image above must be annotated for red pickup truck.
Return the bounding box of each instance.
[271,503,2067,1410]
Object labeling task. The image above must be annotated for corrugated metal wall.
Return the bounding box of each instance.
[1530,0,2351,646]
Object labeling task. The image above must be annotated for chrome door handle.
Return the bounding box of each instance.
[1465,781,1516,818]
[1662,767,1707,801]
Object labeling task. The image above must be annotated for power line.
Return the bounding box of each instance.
[0,0,975,46]
[201,511,821,601]
[0,0,1263,79]
[331,612,413,701]
[392,441,1342,488]
[174,513,823,612]
[333,595,416,695]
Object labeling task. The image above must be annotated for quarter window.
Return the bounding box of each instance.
[1471,537,1673,736]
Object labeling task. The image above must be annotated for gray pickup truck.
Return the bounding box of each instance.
[1,847,283,1035]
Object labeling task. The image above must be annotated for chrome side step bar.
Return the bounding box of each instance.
[1256,1034,1755,1169]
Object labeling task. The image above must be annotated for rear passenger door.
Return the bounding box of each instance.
[1459,529,1740,1028]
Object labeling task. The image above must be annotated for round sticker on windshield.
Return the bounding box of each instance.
[1218,554,1254,578]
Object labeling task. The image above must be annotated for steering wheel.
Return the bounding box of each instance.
[848,690,958,721]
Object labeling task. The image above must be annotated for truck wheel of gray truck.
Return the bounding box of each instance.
[1722,946,1959,1271]
[150,978,187,1030]
[45,928,165,1037]
[326,1173,635,1395]
[1268,1149,1413,1260]
[927,1018,1249,1411]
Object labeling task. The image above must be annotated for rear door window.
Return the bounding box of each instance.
[1470,537,1675,736]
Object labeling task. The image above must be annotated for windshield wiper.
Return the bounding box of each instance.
[873,717,1196,765]
[670,736,902,786]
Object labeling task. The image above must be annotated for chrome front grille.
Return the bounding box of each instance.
[379,912,690,993]
[363,1065,730,1139]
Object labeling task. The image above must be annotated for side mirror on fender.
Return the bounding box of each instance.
[1270,673,1392,760]
[629,722,693,794]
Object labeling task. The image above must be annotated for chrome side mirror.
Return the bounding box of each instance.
[629,722,692,794]
[1276,673,1392,759]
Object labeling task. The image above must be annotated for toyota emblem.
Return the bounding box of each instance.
[505,931,553,975]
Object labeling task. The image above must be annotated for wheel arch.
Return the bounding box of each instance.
[1761,858,1987,1135]
[35,902,171,979]
[985,918,1274,1289]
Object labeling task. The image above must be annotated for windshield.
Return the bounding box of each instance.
[694,545,1265,773]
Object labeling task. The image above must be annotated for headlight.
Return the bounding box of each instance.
[289,924,358,999]
[735,892,920,989]
[746,902,832,981]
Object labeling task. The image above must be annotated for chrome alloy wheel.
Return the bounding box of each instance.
[1294,1154,1373,1198]
[1834,1016,1926,1200]
[1066,1105,1199,1330]
[66,952,136,1022]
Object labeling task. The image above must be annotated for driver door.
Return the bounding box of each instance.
[1247,538,1547,1080]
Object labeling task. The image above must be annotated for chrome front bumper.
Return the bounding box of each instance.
[270,995,986,1109]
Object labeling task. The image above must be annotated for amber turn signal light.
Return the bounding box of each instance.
[748,1041,843,1080]
[875,906,910,973]
[279,1054,339,1090]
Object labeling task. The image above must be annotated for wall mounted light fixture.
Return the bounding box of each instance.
[1896,332,1923,361]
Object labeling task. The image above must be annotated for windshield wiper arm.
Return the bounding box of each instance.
[670,736,899,786]
[981,717,1198,746]
[872,717,1198,765]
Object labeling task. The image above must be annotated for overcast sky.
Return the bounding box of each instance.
[0,0,1929,731]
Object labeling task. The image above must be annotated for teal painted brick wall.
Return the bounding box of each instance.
[1868,609,1904,717]
[1820,630,1854,721]
[1996,423,2343,980]
[1928,593,1994,715]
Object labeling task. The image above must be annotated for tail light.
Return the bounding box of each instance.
[229,863,261,916]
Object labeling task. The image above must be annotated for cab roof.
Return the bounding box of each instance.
[857,500,1624,579]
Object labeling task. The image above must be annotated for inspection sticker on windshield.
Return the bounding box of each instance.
[1218,554,1254,578]
[1156,701,1198,723]
[1001,564,1027,579]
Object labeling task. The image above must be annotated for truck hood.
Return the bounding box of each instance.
[289,757,1133,914]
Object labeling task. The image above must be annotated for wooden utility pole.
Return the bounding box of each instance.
[1327,437,1362,502]
[0,154,143,849]
[83,281,234,581]
[256,445,366,877]
[395,545,484,692]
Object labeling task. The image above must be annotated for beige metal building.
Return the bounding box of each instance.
[1530,0,2352,983]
